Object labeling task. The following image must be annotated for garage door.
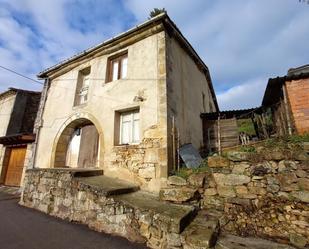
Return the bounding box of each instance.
[5,147,26,186]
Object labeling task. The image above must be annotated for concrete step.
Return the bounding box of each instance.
[75,175,139,197]
[215,234,296,249]
[181,210,220,249]
[114,191,196,234]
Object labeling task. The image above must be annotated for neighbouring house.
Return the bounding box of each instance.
[262,64,309,136]
[0,88,41,187]
[201,64,309,154]
[30,13,218,192]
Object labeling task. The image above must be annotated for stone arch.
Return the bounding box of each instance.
[51,112,104,168]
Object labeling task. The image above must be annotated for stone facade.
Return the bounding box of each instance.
[33,14,218,192]
[110,138,164,186]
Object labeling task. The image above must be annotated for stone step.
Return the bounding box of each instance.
[180,210,220,249]
[0,185,21,200]
[215,234,297,249]
[74,175,139,197]
[72,168,103,177]
[113,191,196,234]
[30,168,104,177]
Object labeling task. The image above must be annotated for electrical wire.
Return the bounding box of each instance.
[0,65,44,85]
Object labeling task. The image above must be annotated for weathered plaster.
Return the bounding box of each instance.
[0,93,16,181]
[165,33,217,171]
[34,31,168,192]
[33,21,218,193]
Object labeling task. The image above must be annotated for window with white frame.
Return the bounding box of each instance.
[120,110,140,144]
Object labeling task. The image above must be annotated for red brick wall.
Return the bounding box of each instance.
[286,78,309,134]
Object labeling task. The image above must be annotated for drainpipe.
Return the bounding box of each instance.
[217,115,221,155]
[29,78,50,168]
[172,116,176,172]
[282,83,292,135]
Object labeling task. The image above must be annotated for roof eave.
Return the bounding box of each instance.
[37,13,168,79]
[36,13,219,110]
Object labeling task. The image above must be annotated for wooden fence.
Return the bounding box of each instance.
[202,117,239,153]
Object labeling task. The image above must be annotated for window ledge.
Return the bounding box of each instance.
[114,143,140,148]
[105,78,127,85]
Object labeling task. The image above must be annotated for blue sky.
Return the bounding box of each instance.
[0,0,308,110]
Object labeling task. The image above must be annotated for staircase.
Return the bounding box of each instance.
[21,169,298,249]
[75,174,222,248]
[74,173,298,249]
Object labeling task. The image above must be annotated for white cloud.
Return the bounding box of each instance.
[125,0,309,109]
[0,0,308,110]
[0,0,129,92]
[217,78,267,111]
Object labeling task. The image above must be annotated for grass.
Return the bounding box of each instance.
[173,159,210,179]
[238,145,256,153]
[237,118,256,136]
[172,134,309,178]
[263,134,309,151]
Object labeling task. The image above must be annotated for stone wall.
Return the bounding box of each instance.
[205,153,309,246]
[21,169,145,243]
[159,150,309,248]
[20,169,195,249]
[111,138,163,185]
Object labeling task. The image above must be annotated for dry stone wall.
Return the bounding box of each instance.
[159,149,309,248]
[108,137,169,193]
[111,138,163,181]
[20,168,195,249]
[205,154,309,246]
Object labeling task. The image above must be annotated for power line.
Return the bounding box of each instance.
[0,65,44,85]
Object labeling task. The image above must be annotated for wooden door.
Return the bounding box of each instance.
[78,125,99,168]
[5,147,26,186]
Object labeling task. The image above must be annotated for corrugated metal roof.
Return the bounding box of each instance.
[201,107,262,120]
[288,64,309,76]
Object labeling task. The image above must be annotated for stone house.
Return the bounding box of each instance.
[262,64,309,136]
[31,13,218,192]
[0,88,41,186]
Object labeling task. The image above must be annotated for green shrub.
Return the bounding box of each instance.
[239,145,257,153]
[173,159,210,179]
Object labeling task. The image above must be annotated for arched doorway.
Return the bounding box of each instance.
[54,118,100,168]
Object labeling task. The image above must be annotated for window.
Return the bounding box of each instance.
[107,52,128,82]
[74,67,91,106]
[79,75,90,104]
[119,110,140,144]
